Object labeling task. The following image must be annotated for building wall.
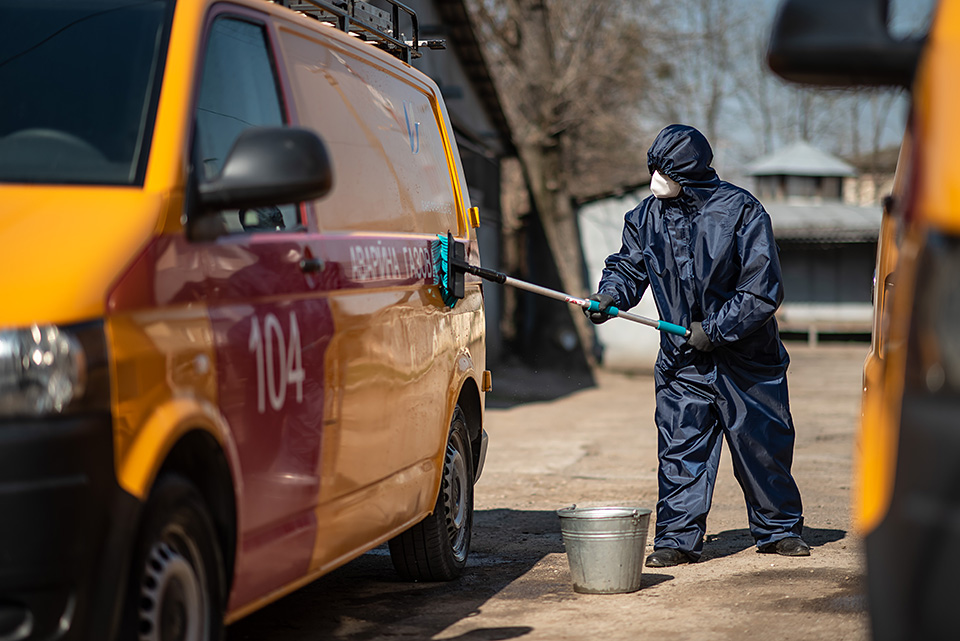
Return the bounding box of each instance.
[578,189,660,372]
[756,175,844,204]
[776,240,876,338]
[779,241,876,304]
[844,173,897,206]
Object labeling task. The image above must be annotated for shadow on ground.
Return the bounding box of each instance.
[227,509,569,641]
[486,362,596,409]
[700,526,848,562]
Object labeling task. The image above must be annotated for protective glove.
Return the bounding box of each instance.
[583,293,616,325]
[687,321,715,352]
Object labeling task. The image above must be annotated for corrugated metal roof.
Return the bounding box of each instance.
[747,141,857,177]
[765,202,881,242]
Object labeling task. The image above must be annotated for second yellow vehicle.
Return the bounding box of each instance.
[770,0,957,638]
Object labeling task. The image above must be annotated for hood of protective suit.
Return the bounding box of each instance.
[647,124,720,191]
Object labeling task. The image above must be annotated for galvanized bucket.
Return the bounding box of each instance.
[556,506,652,594]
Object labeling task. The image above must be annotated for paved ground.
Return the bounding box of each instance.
[228,343,869,640]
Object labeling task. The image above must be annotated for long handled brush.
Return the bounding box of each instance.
[432,232,690,338]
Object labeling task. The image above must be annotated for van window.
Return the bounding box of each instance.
[278,27,461,234]
[0,0,172,185]
[194,16,297,232]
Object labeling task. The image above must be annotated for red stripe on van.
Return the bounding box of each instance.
[107,235,211,312]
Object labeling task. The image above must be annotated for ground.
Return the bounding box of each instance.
[227,343,869,641]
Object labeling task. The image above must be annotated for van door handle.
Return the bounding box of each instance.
[300,257,324,273]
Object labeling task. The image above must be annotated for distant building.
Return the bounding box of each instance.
[749,141,856,204]
[746,142,881,345]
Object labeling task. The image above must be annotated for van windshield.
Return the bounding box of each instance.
[0,0,173,185]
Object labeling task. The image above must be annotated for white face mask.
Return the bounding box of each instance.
[650,170,681,199]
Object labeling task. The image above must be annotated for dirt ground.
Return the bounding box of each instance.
[228,343,870,641]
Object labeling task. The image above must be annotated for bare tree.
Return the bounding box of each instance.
[635,0,753,154]
[466,0,653,366]
[649,0,906,182]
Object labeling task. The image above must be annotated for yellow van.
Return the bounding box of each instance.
[769,0,955,638]
[0,0,488,638]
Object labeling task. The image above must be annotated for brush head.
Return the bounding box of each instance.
[433,232,465,307]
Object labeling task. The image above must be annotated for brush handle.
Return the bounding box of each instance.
[456,261,506,284]
[653,320,691,337]
[504,274,690,337]
[582,299,690,337]
[452,258,690,337]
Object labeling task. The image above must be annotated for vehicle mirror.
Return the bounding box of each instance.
[197,127,333,212]
[767,0,924,88]
[882,194,897,217]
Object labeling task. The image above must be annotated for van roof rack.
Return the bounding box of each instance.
[278,0,445,63]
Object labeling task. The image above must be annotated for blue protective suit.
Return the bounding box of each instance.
[597,125,803,558]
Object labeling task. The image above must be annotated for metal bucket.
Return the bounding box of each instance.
[556,506,652,594]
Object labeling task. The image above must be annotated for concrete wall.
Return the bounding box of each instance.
[578,189,660,372]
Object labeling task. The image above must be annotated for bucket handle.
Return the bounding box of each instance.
[560,505,642,521]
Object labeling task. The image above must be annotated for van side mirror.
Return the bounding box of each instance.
[197,127,333,212]
[767,0,924,88]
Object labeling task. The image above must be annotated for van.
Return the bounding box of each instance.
[768,0,954,638]
[0,0,489,638]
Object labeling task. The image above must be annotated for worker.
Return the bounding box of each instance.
[585,124,808,567]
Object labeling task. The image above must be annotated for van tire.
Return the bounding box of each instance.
[123,473,226,641]
[389,405,474,581]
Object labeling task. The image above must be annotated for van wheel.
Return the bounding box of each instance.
[389,405,474,581]
[124,474,226,641]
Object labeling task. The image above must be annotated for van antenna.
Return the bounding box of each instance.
[277,0,446,63]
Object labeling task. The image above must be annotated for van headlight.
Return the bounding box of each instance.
[0,324,87,416]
